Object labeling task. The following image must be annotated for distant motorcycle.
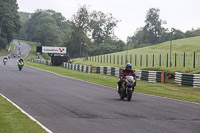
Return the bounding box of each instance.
[18,61,24,71]
[118,76,136,101]
[3,58,7,65]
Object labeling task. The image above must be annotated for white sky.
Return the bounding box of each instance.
[17,0,200,42]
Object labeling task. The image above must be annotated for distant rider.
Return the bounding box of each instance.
[117,63,136,94]
[3,57,7,61]
[3,57,8,65]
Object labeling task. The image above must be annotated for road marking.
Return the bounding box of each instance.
[26,65,200,106]
[0,93,53,133]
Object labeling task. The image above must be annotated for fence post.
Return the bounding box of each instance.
[104,55,105,63]
[130,55,132,64]
[140,55,142,66]
[146,54,148,67]
[117,55,119,65]
[183,52,185,67]
[98,55,99,63]
[125,55,128,64]
[166,53,168,67]
[107,55,108,63]
[194,51,196,68]
[135,55,137,66]
[175,53,176,67]
[159,54,161,67]
[153,54,154,67]
[113,55,115,64]
[121,55,123,65]
[110,55,112,64]
[101,55,102,63]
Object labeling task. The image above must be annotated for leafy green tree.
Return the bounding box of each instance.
[68,5,122,57]
[144,8,165,44]
[0,0,20,49]
[69,5,91,57]
[25,9,70,46]
[127,8,168,48]
[90,11,119,45]
[34,23,62,46]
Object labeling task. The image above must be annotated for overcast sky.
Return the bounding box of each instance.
[17,0,200,42]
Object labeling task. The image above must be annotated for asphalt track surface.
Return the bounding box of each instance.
[0,41,200,133]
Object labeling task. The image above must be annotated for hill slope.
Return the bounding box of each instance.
[74,36,200,72]
[117,36,200,55]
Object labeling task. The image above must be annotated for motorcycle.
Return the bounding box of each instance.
[18,61,24,71]
[3,58,7,65]
[119,76,136,101]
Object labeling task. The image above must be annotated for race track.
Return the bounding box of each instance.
[0,41,200,133]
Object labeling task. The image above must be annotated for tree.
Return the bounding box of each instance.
[0,0,20,49]
[127,8,168,48]
[144,8,164,44]
[68,5,121,57]
[25,9,70,45]
[34,23,62,46]
[70,5,91,57]
[90,11,119,45]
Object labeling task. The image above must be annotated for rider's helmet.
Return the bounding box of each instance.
[125,63,132,70]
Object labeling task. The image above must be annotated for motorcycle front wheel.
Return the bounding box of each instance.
[120,90,125,100]
[127,89,132,101]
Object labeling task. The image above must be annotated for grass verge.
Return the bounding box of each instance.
[0,43,14,57]
[25,61,200,103]
[0,94,47,133]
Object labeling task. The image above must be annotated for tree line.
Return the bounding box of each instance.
[17,5,125,58]
[127,8,200,48]
[1,1,200,58]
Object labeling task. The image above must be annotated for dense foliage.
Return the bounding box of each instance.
[0,0,20,49]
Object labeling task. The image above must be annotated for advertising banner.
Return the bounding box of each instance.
[42,46,66,54]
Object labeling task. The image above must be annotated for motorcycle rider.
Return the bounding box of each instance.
[18,57,24,63]
[117,63,136,94]
[3,57,8,64]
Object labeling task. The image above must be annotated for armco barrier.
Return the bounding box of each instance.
[175,72,200,88]
[63,62,92,73]
[29,59,167,83]
[96,66,167,83]
[28,58,52,66]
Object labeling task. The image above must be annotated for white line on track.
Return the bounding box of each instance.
[26,65,200,106]
[0,93,53,133]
